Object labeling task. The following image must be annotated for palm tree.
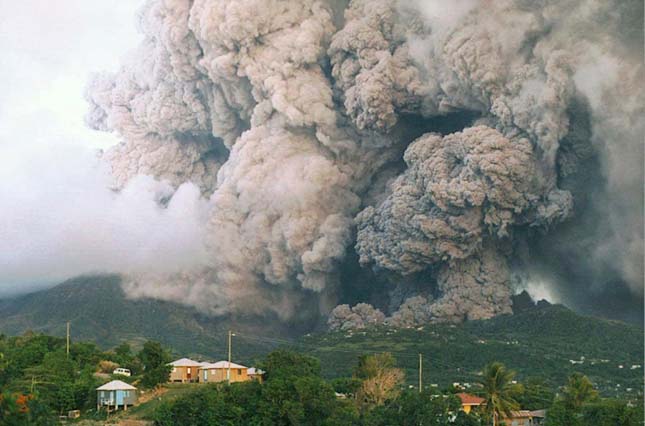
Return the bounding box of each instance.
[561,372,598,409]
[479,362,520,426]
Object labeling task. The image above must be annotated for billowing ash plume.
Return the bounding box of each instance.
[85,0,644,326]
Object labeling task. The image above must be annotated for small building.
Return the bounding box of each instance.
[456,392,485,414]
[247,367,265,383]
[529,410,546,425]
[198,361,249,383]
[96,380,137,411]
[169,358,204,383]
[500,410,546,426]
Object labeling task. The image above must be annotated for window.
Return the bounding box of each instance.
[187,367,191,374]
[237,369,242,375]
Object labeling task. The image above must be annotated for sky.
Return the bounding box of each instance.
[0,1,210,296]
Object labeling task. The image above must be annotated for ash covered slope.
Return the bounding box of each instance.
[84,0,643,326]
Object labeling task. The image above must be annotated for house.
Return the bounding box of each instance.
[500,410,546,426]
[528,410,546,425]
[456,392,485,414]
[247,367,265,383]
[168,358,204,383]
[198,361,249,383]
[96,380,137,411]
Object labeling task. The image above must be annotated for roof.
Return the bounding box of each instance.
[168,358,204,367]
[456,393,485,405]
[199,361,247,370]
[96,380,137,391]
[247,367,265,375]
[504,410,534,419]
[529,409,546,418]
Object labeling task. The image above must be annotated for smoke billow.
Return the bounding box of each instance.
[84,0,643,325]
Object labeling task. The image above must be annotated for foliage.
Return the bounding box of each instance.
[0,275,282,361]
[0,392,56,425]
[546,374,642,426]
[479,362,520,425]
[363,391,467,426]
[331,377,362,396]
[580,399,644,426]
[139,340,172,389]
[298,304,644,399]
[354,353,405,410]
[261,349,321,380]
[514,377,555,410]
[154,351,353,426]
[0,333,176,419]
[560,372,599,409]
[1,279,642,398]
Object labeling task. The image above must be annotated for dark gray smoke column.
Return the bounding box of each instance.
[85,0,644,326]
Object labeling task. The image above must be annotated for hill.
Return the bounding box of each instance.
[294,305,644,399]
[0,275,291,363]
[0,276,642,399]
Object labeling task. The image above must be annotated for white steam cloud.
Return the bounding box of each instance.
[0,144,209,293]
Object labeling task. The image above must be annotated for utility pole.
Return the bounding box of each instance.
[66,322,70,358]
[418,353,423,393]
[227,330,233,384]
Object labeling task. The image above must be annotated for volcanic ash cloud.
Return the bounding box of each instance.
[84,0,644,325]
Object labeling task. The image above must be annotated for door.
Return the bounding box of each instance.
[187,367,192,381]
[116,390,124,406]
[203,370,208,382]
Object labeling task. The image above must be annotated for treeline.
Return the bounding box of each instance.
[0,333,642,425]
[155,351,643,426]
[0,333,171,425]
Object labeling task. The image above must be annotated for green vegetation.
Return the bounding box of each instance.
[0,277,642,424]
[0,333,175,423]
[0,332,641,425]
[0,275,293,361]
[0,278,642,401]
[546,373,643,426]
[139,341,172,388]
[152,350,479,426]
[479,362,520,426]
[152,353,643,426]
[296,304,644,399]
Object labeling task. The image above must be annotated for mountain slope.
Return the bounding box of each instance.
[0,275,290,363]
[0,276,642,399]
[296,305,644,398]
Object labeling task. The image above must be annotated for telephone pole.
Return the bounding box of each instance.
[66,322,70,358]
[418,353,423,393]
[227,330,233,384]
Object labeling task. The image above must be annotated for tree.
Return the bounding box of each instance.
[364,390,464,426]
[479,362,519,426]
[138,341,171,388]
[113,342,139,372]
[514,377,554,410]
[261,349,321,380]
[114,342,132,361]
[354,353,405,410]
[561,372,599,410]
[581,399,642,426]
[259,350,340,425]
[545,400,581,426]
[153,351,358,426]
